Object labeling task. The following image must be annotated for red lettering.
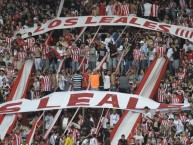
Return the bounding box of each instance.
[0,102,22,113]
[48,20,62,29]
[143,21,157,29]
[99,17,114,23]
[129,17,140,26]
[157,24,171,33]
[126,97,138,109]
[85,17,97,24]
[67,93,93,106]
[97,94,120,108]
[64,18,78,26]
[189,31,193,39]
[175,28,180,35]
[185,31,190,38]
[33,26,45,33]
[114,17,127,23]
[38,98,60,109]
[180,29,184,36]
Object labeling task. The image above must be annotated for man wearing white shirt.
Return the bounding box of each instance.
[143,0,152,17]
[174,115,184,134]
[186,114,193,125]
[89,134,99,145]
[106,1,114,15]
[110,110,120,127]
[142,106,152,120]
[45,112,54,129]
[167,46,174,74]
[167,109,174,119]
[183,40,193,53]
[133,130,144,145]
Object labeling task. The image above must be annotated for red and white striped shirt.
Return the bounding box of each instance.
[156,45,167,57]
[71,48,80,61]
[161,120,168,127]
[121,4,130,16]
[41,75,51,91]
[171,97,180,104]
[26,37,35,48]
[30,47,36,53]
[133,49,141,61]
[142,122,150,135]
[41,44,50,59]
[12,133,22,145]
[113,2,122,15]
[17,51,27,62]
[4,37,12,47]
[23,44,28,51]
[151,4,159,17]
[158,88,165,103]
[180,137,188,145]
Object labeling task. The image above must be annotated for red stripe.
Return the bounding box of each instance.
[110,58,157,141]
[127,58,169,142]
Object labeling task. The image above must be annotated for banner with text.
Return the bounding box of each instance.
[0,91,187,114]
[15,15,193,41]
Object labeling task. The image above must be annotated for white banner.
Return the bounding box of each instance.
[15,15,193,41]
[0,91,187,114]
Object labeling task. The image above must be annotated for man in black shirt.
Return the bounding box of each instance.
[118,134,128,145]
[97,43,107,69]
[109,43,118,71]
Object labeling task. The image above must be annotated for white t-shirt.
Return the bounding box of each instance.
[101,117,109,129]
[144,3,152,16]
[148,48,156,60]
[49,134,57,145]
[183,44,193,53]
[186,119,193,125]
[82,139,89,145]
[103,75,110,89]
[57,49,66,61]
[133,135,144,145]
[167,47,174,61]
[89,138,98,145]
[106,5,114,15]
[45,115,54,129]
[142,112,152,119]
[174,119,184,133]
[110,113,120,127]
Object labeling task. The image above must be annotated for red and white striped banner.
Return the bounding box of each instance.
[0,91,187,114]
[15,16,193,42]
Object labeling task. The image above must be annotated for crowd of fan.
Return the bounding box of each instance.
[0,0,193,145]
